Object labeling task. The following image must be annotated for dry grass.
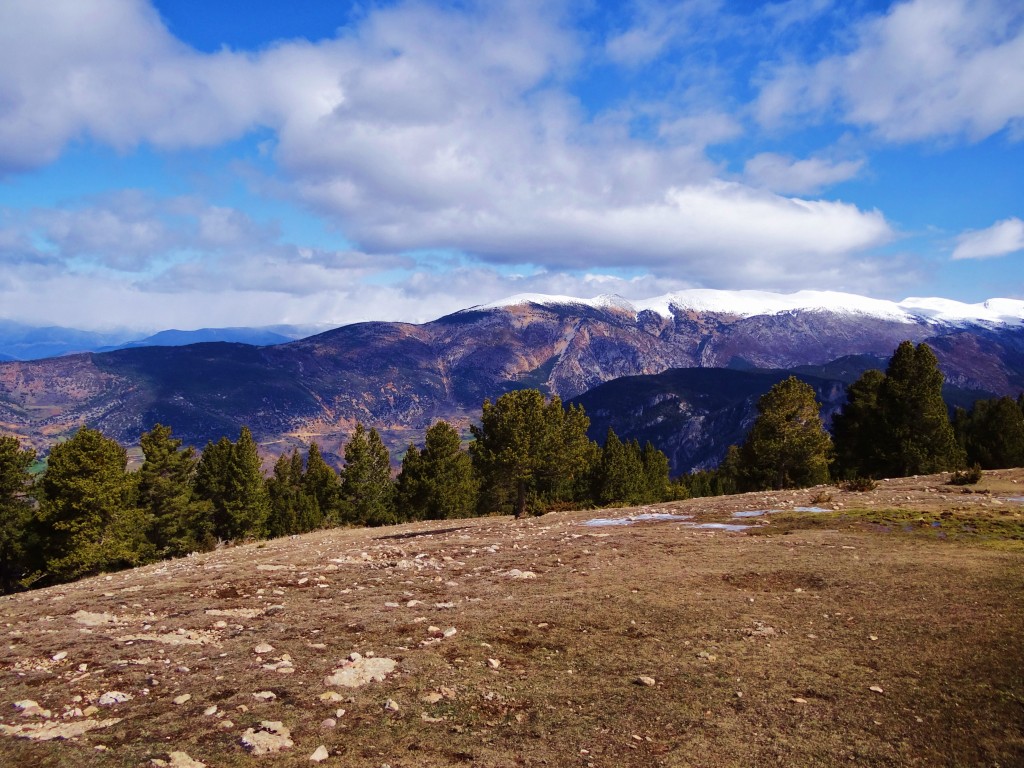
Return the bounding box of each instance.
[1,470,1023,766]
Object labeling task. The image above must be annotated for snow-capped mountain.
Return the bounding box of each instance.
[474,289,1024,327]
[1,289,1022,467]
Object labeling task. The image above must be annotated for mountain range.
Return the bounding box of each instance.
[1,289,1022,474]
[0,321,331,361]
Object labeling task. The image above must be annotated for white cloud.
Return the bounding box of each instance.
[744,152,863,194]
[755,0,1024,142]
[952,217,1024,260]
[0,0,898,307]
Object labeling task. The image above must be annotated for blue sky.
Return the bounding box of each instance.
[0,0,1021,331]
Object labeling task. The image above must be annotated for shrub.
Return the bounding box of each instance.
[948,464,983,486]
[841,476,878,492]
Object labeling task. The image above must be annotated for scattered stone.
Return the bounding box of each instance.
[384,699,400,713]
[254,642,275,655]
[319,691,345,703]
[636,676,656,687]
[506,569,537,579]
[240,721,294,755]
[442,627,457,638]
[323,657,397,688]
[0,718,122,741]
[421,692,443,704]
[217,720,235,730]
[72,610,121,626]
[869,635,879,641]
[203,705,218,716]
[205,608,262,619]
[487,658,501,669]
[310,745,330,762]
[869,685,884,694]
[320,718,336,729]
[51,651,68,662]
[173,694,192,705]
[791,697,808,704]
[697,651,717,662]
[150,751,207,768]
[14,700,49,718]
[98,691,132,706]
[421,712,444,723]
[252,691,277,701]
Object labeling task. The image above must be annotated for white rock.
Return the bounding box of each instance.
[173,694,192,705]
[254,643,274,655]
[310,745,330,762]
[98,691,133,706]
[51,651,68,662]
[384,699,400,713]
[636,676,656,687]
[240,721,293,755]
[252,691,277,701]
[151,751,207,768]
[487,658,501,669]
[323,657,397,688]
[203,705,218,716]
[442,627,457,638]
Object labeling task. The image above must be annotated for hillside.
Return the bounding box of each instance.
[2,292,1024,463]
[1,470,1022,766]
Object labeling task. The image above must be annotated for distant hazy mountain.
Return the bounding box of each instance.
[0,321,329,360]
[1,289,1021,466]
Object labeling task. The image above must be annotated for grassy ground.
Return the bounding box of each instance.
[1,470,1022,766]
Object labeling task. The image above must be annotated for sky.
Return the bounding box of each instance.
[0,0,1021,332]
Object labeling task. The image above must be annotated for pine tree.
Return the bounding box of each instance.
[194,428,269,541]
[954,396,1024,469]
[831,368,886,478]
[471,390,596,517]
[594,429,645,506]
[876,342,964,476]
[303,443,340,524]
[340,424,396,526]
[267,450,304,538]
[396,421,477,520]
[641,441,671,502]
[34,427,152,584]
[737,376,832,491]
[137,424,213,557]
[0,436,35,593]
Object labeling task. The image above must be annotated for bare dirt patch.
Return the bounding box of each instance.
[1,470,1023,766]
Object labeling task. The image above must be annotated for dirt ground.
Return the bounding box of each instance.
[1,470,1023,767]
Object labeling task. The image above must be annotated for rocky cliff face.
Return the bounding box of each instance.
[1,298,1022,463]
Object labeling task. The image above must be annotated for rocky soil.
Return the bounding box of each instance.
[2,471,1023,766]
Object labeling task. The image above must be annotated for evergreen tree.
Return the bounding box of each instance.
[471,390,595,518]
[137,424,213,557]
[340,424,396,526]
[34,427,152,584]
[954,396,1024,469]
[194,428,269,541]
[395,444,427,520]
[876,342,964,476]
[831,369,886,478]
[736,376,832,491]
[641,441,671,502]
[413,421,478,520]
[267,450,304,537]
[0,436,35,593]
[303,443,341,524]
[594,429,645,506]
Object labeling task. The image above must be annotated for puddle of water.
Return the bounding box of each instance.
[1003,497,1024,503]
[582,513,693,528]
[792,506,830,513]
[681,522,752,532]
[732,510,769,518]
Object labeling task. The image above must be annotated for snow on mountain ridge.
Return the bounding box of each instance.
[472,290,1024,327]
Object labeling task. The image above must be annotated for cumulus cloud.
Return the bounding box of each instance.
[755,0,1024,142]
[952,218,1024,260]
[744,152,863,194]
[0,0,913,325]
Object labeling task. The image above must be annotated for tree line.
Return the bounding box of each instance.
[678,340,1013,498]
[0,390,673,593]
[4,339,1021,593]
